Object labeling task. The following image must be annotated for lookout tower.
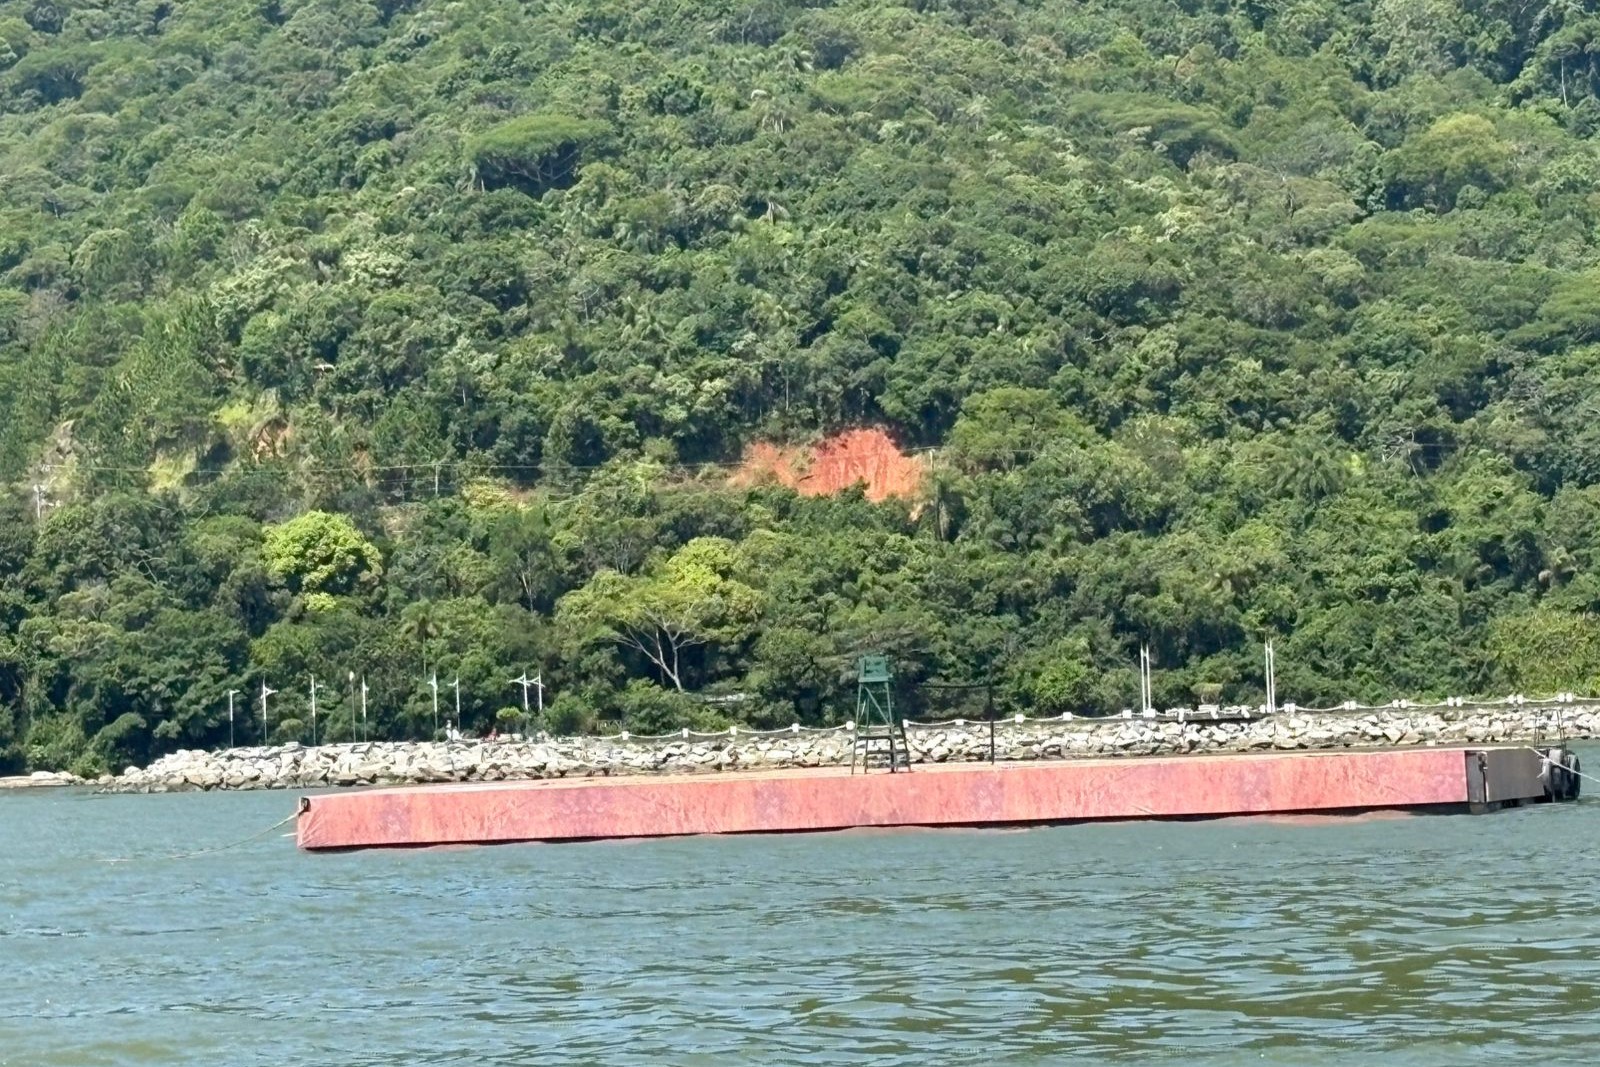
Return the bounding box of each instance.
[852,654,911,773]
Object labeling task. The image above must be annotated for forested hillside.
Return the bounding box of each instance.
[4,0,1600,773]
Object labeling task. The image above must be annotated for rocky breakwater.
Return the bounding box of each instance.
[0,770,87,789]
[910,703,1599,762]
[101,702,1600,793]
[103,732,852,793]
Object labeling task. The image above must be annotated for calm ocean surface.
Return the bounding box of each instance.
[2,748,1597,1066]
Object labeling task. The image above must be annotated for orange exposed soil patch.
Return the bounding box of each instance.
[732,428,925,502]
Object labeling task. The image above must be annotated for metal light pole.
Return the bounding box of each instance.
[347,671,356,744]
[226,689,239,750]
[449,676,461,738]
[1138,645,1154,714]
[1264,640,1277,714]
[1139,645,1147,714]
[428,672,439,737]
[309,675,320,746]
[260,681,277,745]
[511,673,533,736]
[361,677,369,741]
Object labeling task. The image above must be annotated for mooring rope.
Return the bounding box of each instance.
[100,811,299,864]
[1525,747,1600,789]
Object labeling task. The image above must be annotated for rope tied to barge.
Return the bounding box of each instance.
[101,811,299,864]
[1526,747,1596,792]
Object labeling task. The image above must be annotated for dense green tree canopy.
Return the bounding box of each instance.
[2,0,1600,773]
[558,536,761,690]
[261,509,383,608]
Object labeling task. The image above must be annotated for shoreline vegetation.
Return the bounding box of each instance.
[10,0,1600,779]
[67,702,1600,793]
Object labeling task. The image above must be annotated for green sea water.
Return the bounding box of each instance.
[2,749,1597,1066]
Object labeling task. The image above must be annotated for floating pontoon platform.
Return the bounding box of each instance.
[295,745,1581,852]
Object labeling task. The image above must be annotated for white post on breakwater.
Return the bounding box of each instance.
[309,676,320,746]
[428,673,439,737]
[1264,641,1277,715]
[511,673,544,736]
[260,681,277,745]
[1138,645,1154,715]
[511,674,529,737]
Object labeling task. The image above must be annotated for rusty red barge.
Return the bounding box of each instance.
[295,745,1581,852]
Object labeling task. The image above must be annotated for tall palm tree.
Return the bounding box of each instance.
[398,600,440,674]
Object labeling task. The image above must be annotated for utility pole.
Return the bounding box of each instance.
[260,681,277,746]
[361,677,369,741]
[449,676,461,738]
[226,689,239,750]
[348,671,356,743]
[309,675,320,746]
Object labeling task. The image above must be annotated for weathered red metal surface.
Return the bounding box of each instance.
[297,748,1474,851]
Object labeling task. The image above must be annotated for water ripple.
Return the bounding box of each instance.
[1,756,1598,1065]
